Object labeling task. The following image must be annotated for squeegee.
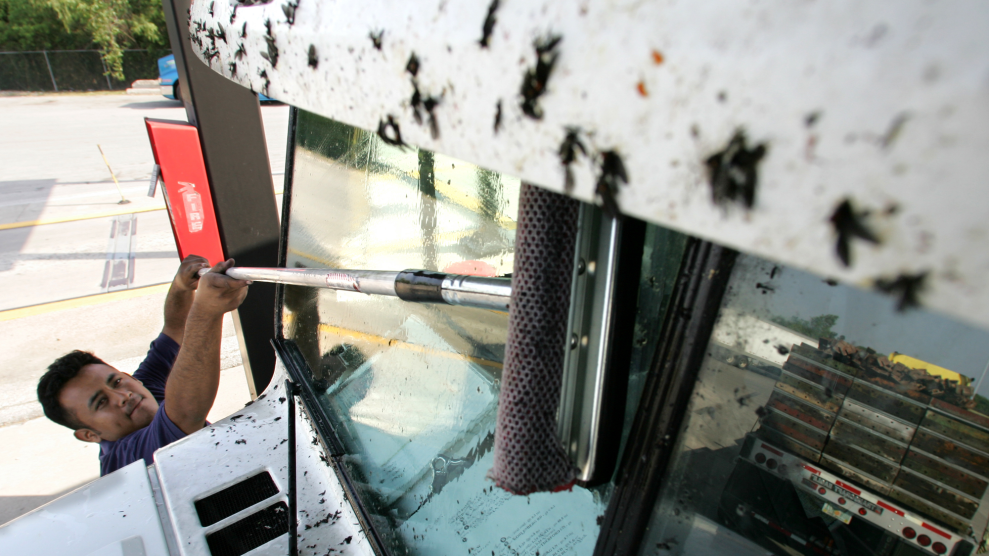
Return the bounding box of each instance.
[199,266,511,311]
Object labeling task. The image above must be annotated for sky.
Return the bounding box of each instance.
[723,255,989,398]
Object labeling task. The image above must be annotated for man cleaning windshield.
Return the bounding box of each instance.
[36,255,249,476]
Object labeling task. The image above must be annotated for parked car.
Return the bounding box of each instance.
[157,54,273,102]
[157,54,179,99]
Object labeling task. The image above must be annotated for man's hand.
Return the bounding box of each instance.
[162,254,210,344]
[192,258,250,317]
[173,254,210,291]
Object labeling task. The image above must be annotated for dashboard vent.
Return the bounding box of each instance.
[195,471,278,527]
[205,501,288,556]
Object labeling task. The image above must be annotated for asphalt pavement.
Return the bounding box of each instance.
[0,91,290,524]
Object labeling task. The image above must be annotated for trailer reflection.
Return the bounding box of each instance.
[639,256,989,556]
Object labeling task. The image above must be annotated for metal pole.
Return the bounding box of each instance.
[99,53,112,90]
[42,51,57,92]
[96,145,130,204]
[200,266,512,311]
[286,379,298,556]
[973,355,989,400]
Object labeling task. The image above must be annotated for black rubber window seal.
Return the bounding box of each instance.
[593,238,738,556]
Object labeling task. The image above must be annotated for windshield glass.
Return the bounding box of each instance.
[639,254,989,556]
[279,110,686,555]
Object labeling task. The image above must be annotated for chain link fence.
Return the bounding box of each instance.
[0,50,166,92]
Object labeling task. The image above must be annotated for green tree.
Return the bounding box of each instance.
[772,313,839,341]
[0,0,91,50]
[0,0,166,80]
[47,0,166,79]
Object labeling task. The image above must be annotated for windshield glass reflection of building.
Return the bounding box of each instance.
[286,123,520,276]
[641,255,989,556]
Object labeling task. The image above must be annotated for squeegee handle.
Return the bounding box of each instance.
[197,266,510,311]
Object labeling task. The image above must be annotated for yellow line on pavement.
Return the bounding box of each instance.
[0,283,170,322]
[433,179,517,230]
[283,312,503,369]
[286,248,339,268]
[317,323,504,369]
[0,206,165,231]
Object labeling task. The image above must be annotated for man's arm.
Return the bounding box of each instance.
[161,254,211,345]
[164,259,250,434]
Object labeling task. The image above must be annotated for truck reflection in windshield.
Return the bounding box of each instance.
[642,255,988,556]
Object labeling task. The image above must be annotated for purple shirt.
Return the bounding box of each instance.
[99,333,186,476]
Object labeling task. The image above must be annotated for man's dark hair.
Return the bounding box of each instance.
[37,350,106,430]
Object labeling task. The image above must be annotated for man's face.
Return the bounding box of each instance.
[58,364,159,442]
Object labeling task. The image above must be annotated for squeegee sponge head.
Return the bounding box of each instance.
[488,183,579,494]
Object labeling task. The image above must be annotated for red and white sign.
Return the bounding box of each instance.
[144,118,225,265]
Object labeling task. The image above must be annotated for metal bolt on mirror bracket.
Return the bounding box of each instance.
[577,259,586,275]
[570,333,579,350]
[148,164,160,198]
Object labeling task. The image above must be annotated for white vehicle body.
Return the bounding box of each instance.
[189,0,989,331]
[0,359,372,556]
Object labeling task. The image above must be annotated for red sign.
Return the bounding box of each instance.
[145,118,225,265]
